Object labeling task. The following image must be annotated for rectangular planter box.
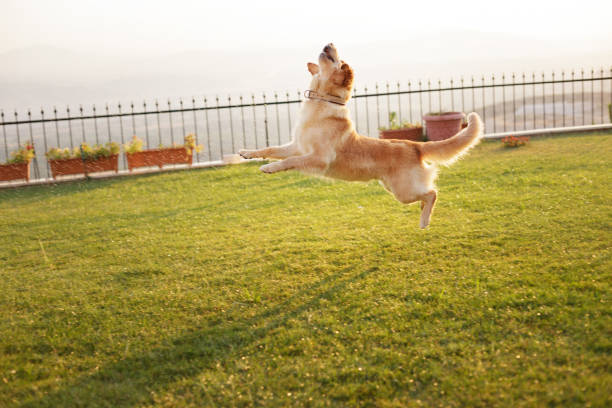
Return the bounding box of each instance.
[159,147,193,166]
[49,158,85,179]
[84,154,119,174]
[126,150,163,171]
[0,161,30,182]
[127,148,192,171]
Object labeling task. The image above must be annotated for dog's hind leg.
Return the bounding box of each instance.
[418,190,437,229]
[383,165,438,228]
[239,142,299,160]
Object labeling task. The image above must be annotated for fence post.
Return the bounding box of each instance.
[40,108,50,177]
[216,96,223,158]
[1,110,7,160]
[192,97,200,162]
[364,86,370,136]
[143,101,150,148]
[27,109,40,179]
[274,92,281,145]
[204,96,212,161]
[262,93,269,147]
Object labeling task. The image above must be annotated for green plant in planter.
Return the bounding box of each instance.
[46,143,119,160]
[125,134,202,154]
[379,112,421,130]
[80,142,120,160]
[183,134,203,155]
[380,112,421,130]
[124,136,144,153]
[6,143,35,164]
[46,147,80,160]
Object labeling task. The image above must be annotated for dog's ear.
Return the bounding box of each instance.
[307,62,320,76]
[331,63,354,88]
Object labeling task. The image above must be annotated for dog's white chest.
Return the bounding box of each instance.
[293,102,341,155]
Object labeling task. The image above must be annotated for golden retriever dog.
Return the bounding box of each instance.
[239,43,483,228]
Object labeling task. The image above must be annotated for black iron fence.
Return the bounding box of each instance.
[1,67,611,183]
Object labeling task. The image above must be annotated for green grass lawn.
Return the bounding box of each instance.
[1,134,611,407]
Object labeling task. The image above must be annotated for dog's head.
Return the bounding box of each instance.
[306,43,354,104]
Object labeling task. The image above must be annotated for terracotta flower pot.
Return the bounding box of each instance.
[379,127,424,141]
[159,147,193,166]
[0,161,31,182]
[49,158,85,179]
[126,150,163,171]
[126,148,192,171]
[423,112,465,141]
[84,154,119,174]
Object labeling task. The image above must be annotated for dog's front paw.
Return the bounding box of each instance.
[260,162,283,174]
[239,149,256,159]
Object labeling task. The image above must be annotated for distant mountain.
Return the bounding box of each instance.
[1,31,609,111]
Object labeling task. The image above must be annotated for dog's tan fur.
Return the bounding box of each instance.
[240,44,483,228]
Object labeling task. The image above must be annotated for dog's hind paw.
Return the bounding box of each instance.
[260,162,282,174]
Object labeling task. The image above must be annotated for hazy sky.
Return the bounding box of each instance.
[1,0,610,110]
[2,0,612,55]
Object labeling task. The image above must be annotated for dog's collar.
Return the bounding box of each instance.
[304,90,347,106]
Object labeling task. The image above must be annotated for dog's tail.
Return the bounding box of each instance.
[418,112,483,165]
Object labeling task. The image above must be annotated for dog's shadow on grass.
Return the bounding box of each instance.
[22,265,378,407]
